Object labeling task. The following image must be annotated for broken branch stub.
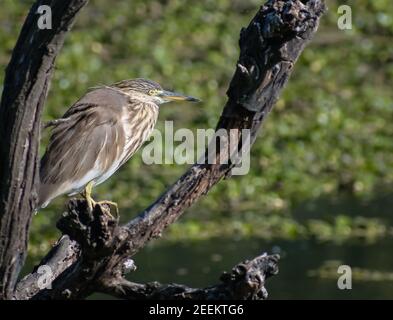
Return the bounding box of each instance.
[228,0,325,112]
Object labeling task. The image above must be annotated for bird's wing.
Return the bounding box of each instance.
[39,88,129,205]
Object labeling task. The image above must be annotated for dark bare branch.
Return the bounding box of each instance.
[0,0,88,299]
[98,254,279,300]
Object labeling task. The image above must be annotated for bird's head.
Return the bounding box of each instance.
[111,78,200,105]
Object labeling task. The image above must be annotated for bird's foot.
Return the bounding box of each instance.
[81,182,118,219]
[95,200,119,219]
[85,197,118,220]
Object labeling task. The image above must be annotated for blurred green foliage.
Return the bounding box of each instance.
[1,0,392,258]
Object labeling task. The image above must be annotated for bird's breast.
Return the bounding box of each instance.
[119,104,159,165]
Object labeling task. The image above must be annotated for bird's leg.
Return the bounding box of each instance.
[81,181,95,213]
[81,181,118,218]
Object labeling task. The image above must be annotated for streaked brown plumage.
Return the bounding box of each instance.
[38,78,199,210]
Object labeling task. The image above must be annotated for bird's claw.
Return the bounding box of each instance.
[96,200,119,219]
[86,198,119,220]
[81,182,119,219]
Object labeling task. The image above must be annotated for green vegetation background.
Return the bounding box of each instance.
[1,0,392,260]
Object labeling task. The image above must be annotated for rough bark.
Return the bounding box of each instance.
[15,201,280,300]
[99,254,280,300]
[2,0,325,300]
[0,0,89,299]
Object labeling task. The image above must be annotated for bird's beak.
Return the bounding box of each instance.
[160,90,201,103]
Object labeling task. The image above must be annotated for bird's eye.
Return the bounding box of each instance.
[148,89,158,96]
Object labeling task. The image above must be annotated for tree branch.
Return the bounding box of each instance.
[0,0,88,299]
[9,0,325,300]
[98,254,279,300]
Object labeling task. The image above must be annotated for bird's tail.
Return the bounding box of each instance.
[36,183,55,211]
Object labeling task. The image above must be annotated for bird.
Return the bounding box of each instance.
[38,78,200,214]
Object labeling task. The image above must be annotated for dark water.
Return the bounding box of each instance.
[24,189,393,300]
[23,236,393,299]
[120,238,393,300]
[109,191,393,299]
